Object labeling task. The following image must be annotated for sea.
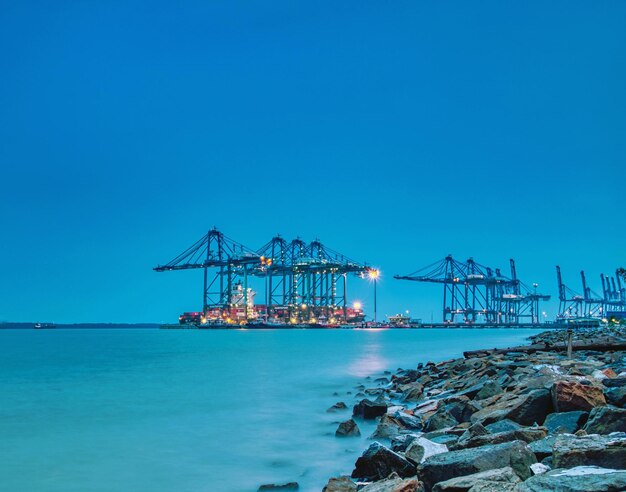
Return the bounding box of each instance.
[0,328,538,492]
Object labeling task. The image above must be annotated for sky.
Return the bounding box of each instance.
[1,1,625,323]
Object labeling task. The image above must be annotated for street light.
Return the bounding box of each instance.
[368,269,380,323]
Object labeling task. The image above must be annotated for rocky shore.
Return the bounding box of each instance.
[321,326,626,492]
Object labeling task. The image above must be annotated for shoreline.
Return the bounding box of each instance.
[315,325,626,492]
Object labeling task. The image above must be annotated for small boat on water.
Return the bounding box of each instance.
[34,322,56,329]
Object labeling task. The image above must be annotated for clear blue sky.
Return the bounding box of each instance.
[1,1,625,323]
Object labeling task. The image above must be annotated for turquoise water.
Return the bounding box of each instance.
[0,328,537,492]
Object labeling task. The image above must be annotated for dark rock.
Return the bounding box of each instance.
[417,440,537,490]
[583,406,626,434]
[392,410,423,430]
[391,433,420,452]
[457,382,487,400]
[336,419,361,437]
[552,433,626,469]
[602,377,626,388]
[353,399,388,419]
[551,380,606,412]
[371,414,403,439]
[516,466,626,491]
[605,387,626,407]
[485,419,522,434]
[452,427,547,450]
[424,409,459,432]
[543,410,588,434]
[327,402,348,412]
[360,474,424,491]
[323,476,357,492]
[403,383,425,401]
[445,398,480,423]
[528,435,557,461]
[475,381,503,400]
[431,466,521,492]
[471,389,552,426]
[258,482,299,491]
[352,442,417,481]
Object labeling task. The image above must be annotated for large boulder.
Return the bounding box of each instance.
[551,381,606,412]
[327,402,348,412]
[516,466,626,491]
[471,389,552,426]
[474,381,503,401]
[404,437,448,465]
[552,433,626,469]
[445,398,480,423]
[605,387,626,407]
[352,442,417,481]
[372,414,405,439]
[602,377,626,388]
[543,410,588,434]
[336,418,361,437]
[424,409,459,432]
[360,474,424,492]
[354,399,388,419]
[431,466,521,492]
[417,440,536,490]
[323,476,357,492]
[583,406,626,434]
[451,427,547,450]
[258,483,299,491]
[391,434,420,453]
[528,435,557,461]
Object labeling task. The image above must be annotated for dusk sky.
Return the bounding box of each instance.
[1,1,625,323]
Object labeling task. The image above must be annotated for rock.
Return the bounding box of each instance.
[360,473,424,492]
[528,435,557,460]
[328,402,348,412]
[371,415,403,439]
[451,427,547,450]
[403,384,425,401]
[391,434,420,452]
[323,476,357,492]
[543,410,588,434]
[404,437,448,465]
[475,381,503,400]
[258,482,299,491]
[551,380,606,412]
[392,410,423,430]
[605,387,626,407]
[458,382,487,400]
[484,419,521,434]
[467,482,517,492]
[431,466,521,492]
[336,419,361,437]
[352,442,417,481]
[583,406,626,434]
[471,389,552,426]
[417,440,537,490]
[414,400,441,416]
[603,377,626,388]
[516,466,626,491]
[424,409,459,432]
[552,433,626,469]
[530,462,551,475]
[445,398,480,423]
[354,399,388,419]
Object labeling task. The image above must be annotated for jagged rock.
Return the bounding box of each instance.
[551,381,606,412]
[530,462,551,475]
[516,466,626,491]
[327,402,348,412]
[431,466,521,492]
[360,473,424,492]
[552,433,626,469]
[603,377,626,388]
[484,419,521,434]
[528,435,557,460]
[413,400,441,416]
[424,409,459,432]
[391,434,420,452]
[258,482,299,491]
[471,389,552,426]
[458,382,488,400]
[417,440,537,490]
[323,476,357,492]
[451,427,547,450]
[392,410,423,430]
[605,387,626,407]
[404,437,448,465]
[371,415,403,438]
[475,381,503,400]
[403,384,425,401]
[352,442,417,481]
[354,399,388,419]
[583,406,626,434]
[543,410,588,434]
[467,482,517,492]
[445,398,480,423]
[336,419,361,437]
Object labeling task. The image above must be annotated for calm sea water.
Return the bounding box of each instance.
[0,328,537,492]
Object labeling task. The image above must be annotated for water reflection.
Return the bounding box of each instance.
[347,335,387,377]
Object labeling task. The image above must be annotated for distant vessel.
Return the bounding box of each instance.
[34,322,55,329]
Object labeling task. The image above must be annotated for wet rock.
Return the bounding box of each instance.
[424,409,459,432]
[583,406,626,434]
[352,442,417,481]
[471,389,552,426]
[392,410,423,430]
[431,466,521,492]
[605,387,626,407]
[552,433,626,469]
[403,384,425,401]
[354,399,388,419]
[484,419,521,434]
[404,437,448,465]
[327,402,348,412]
[371,415,403,439]
[323,476,357,492]
[258,482,299,491]
[336,419,361,437]
[516,466,626,491]
[551,380,606,412]
[445,398,480,423]
[360,473,424,492]
[543,410,588,434]
[417,440,537,490]
[602,377,626,388]
[451,427,547,450]
[391,433,420,452]
[475,381,503,400]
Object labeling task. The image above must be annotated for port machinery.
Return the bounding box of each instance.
[556,266,626,323]
[395,256,550,325]
[154,228,377,325]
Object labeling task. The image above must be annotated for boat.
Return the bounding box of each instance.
[34,322,56,329]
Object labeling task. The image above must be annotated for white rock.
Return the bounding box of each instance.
[530,463,551,475]
[551,466,620,477]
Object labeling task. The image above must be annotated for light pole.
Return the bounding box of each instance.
[368,269,380,323]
